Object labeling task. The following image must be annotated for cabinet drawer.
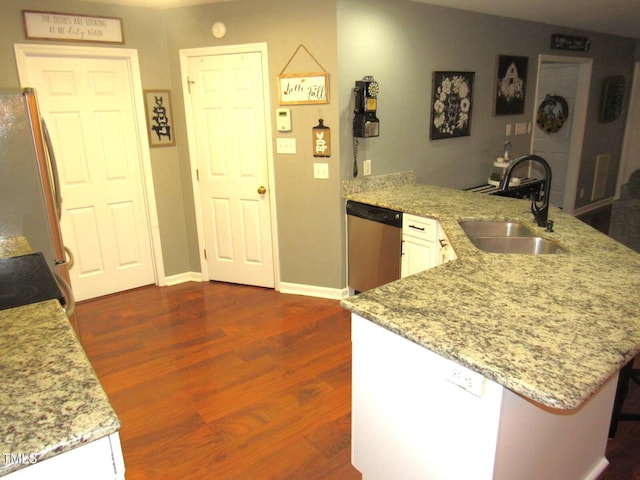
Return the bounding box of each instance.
[403,214,437,241]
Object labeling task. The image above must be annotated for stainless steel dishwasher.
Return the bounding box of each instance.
[347,200,403,293]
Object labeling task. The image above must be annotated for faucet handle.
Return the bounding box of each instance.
[546,220,554,232]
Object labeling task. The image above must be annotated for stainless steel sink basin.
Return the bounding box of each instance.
[468,236,567,254]
[458,220,534,237]
[459,220,567,254]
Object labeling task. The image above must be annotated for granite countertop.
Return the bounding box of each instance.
[341,176,640,410]
[0,237,120,477]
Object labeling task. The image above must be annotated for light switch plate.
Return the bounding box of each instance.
[515,122,527,135]
[276,137,296,154]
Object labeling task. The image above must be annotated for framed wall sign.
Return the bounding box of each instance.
[494,55,528,116]
[430,71,474,140]
[143,90,175,147]
[599,75,625,123]
[23,10,124,44]
[278,72,329,105]
[550,34,590,52]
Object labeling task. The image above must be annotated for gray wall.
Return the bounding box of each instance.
[1,0,637,292]
[0,0,193,278]
[338,0,636,209]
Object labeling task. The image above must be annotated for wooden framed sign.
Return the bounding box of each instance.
[23,10,124,44]
[278,72,329,105]
[143,90,175,147]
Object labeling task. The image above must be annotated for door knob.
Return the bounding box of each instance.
[257,186,267,194]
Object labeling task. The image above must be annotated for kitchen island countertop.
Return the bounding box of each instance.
[0,237,120,477]
[341,181,640,409]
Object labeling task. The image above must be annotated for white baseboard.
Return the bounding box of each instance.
[161,274,348,301]
[164,271,203,286]
[278,282,349,300]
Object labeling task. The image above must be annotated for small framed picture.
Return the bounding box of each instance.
[430,71,474,140]
[494,55,528,116]
[143,89,175,147]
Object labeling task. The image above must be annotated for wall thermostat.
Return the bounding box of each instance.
[276,108,292,132]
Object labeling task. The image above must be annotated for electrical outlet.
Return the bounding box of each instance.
[314,163,329,179]
[448,365,485,397]
[363,159,372,176]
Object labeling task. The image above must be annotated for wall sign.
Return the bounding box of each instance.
[143,90,175,147]
[550,34,590,52]
[278,72,329,105]
[23,10,124,44]
[599,75,625,123]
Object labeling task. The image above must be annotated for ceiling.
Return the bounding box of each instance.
[80,0,640,39]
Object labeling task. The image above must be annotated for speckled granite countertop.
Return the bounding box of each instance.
[0,237,120,477]
[341,178,640,410]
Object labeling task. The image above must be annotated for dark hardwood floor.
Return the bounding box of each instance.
[76,282,361,480]
[77,281,640,479]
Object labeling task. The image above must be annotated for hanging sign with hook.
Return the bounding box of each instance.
[312,114,331,157]
[278,44,330,105]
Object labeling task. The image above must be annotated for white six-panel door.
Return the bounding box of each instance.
[185,50,275,288]
[17,50,156,300]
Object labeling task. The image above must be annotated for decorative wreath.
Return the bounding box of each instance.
[536,94,569,133]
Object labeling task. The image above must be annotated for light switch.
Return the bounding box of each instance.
[515,122,527,135]
[505,124,512,136]
[276,137,296,154]
[314,163,329,179]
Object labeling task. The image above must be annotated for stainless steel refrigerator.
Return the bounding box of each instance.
[0,88,76,325]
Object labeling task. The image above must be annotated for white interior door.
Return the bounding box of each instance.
[17,50,156,300]
[185,49,275,288]
[532,63,580,208]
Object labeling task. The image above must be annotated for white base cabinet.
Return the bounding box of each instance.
[352,314,616,480]
[5,432,125,480]
[401,214,438,277]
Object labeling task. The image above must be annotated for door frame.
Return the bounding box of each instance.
[530,54,592,214]
[14,43,166,287]
[179,43,280,288]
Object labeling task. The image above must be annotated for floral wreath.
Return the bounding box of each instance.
[536,94,569,133]
[433,74,472,135]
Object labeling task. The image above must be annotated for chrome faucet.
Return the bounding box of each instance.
[499,154,553,230]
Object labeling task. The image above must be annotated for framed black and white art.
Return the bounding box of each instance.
[430,71,474,140]
[494,55,528,116]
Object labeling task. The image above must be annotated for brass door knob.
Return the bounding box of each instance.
[257,186,267,194]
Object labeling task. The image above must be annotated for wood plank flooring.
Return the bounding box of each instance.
[76,282,361,480]
[76,281,640,479]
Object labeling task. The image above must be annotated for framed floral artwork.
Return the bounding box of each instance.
[430,71,474,140]
[494,55,528,115]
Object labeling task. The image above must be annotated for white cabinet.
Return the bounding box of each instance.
[351,313,617,480]
[401,214,454,277]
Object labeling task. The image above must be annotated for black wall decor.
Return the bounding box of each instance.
[551,34,590,52]
[599,75,625,123]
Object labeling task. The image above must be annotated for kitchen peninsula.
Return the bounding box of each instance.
[0,237,124,479]
[341,173,640,480]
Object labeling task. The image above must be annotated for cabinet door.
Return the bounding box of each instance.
[437,223,457,265]
[401,235,437,277]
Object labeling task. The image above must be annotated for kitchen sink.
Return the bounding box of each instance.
[458,220,535,237]
[467,236,567,254]
[459,220,567,254]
